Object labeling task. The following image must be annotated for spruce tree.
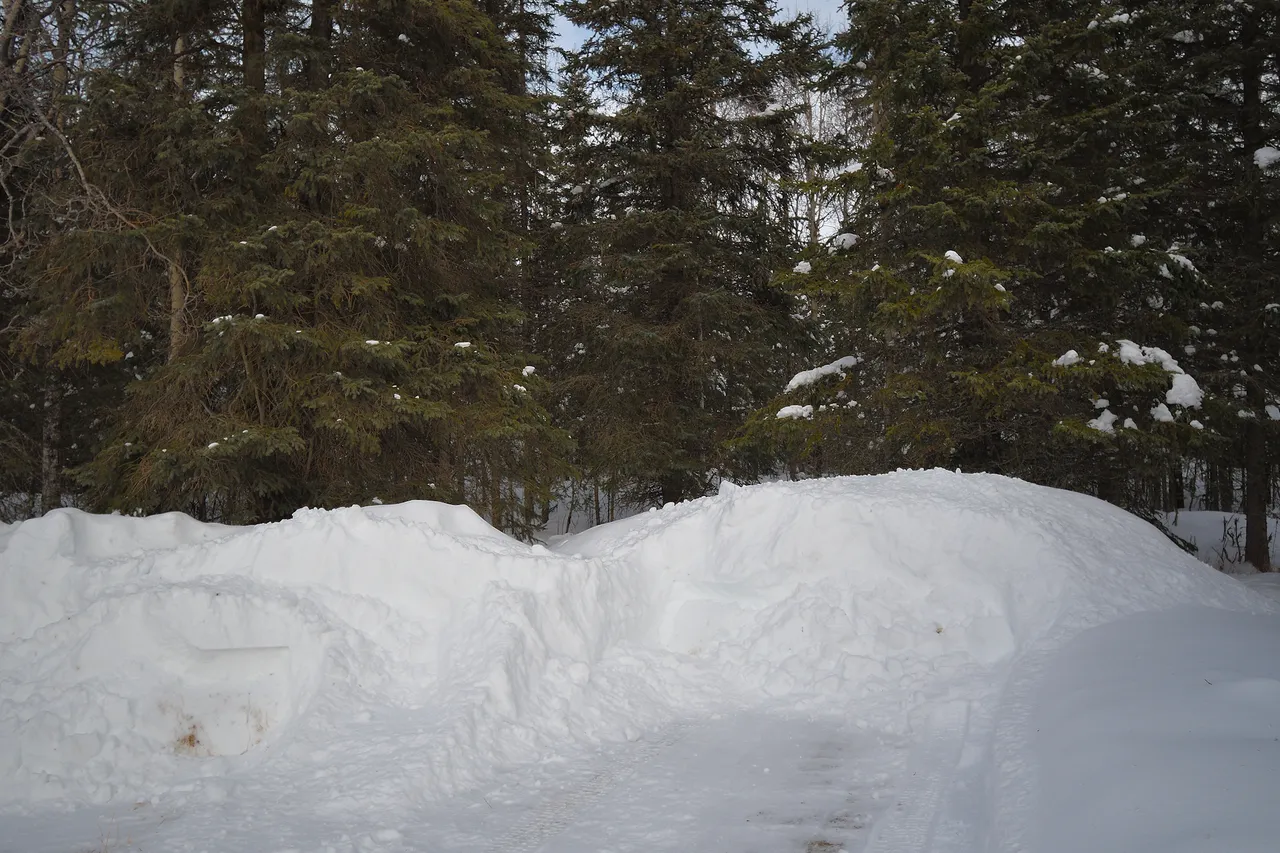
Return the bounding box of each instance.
[18,0,571,530]
[556,0,820,506]
[1148,0,1280,568]
[755,0,1212,506]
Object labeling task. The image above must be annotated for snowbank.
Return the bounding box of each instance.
[0,472,1262,809]
[561,475,1258,699]
[0,502,653,805]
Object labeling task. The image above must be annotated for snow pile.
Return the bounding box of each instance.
[0,503,655,806]
[561,475,1257,706]
[0,472,1262,810]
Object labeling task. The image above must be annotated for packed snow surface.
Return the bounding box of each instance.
[1032,607,1280,853]
[0,472,1273,852]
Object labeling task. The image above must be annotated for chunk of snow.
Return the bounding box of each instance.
[1130,234,1146,247]
[1053,350,1082,367]
[522,366,536,377]
[829,233,858,252]
[1151,404,1174,423]
[775,404,814,420]
[944,250,963,264]
[783,356,861,393]
[1087,408,1119,433]
[1115,340,1183,374]
[1254,147,1280,170]
[1168,373,1204,408]
[454,342,471,349]
[793,261,812,274]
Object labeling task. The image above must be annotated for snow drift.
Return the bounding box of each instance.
[0,471,1261,809]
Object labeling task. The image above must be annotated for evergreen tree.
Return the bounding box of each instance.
[17,0,570,531]
[1149,0,1280,568]
[556,0,820,506]
[753,0,1211,507]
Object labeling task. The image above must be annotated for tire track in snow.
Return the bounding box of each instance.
[861,700,970,853]
[987,646,1056,853]
[486,721,693,853]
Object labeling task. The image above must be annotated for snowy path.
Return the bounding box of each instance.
[0,711,928,853]
[482,712,908,853]
[1031,605,1280,853]
[862,701,971,853]
[6,604,1280,853]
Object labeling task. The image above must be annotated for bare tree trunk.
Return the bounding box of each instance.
[305,0,331,90]
[50,0,73,119]
[243,0,266,146]
[167,253,187,361]
[659,473,685,506]
[1241,10,1271,571]
[0,0,27,65]
[172,35,185,90]
[1244,408,1270,570]
[167,36,188,362]
[803,91,820,247]
[0,0,31,115]
[39,380,60,514]
[0,0,33,118]
[1167,464,1184,511]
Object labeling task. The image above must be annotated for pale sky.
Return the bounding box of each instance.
[553,0,847,51]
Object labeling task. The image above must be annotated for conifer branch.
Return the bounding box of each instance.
[34,109,191,295]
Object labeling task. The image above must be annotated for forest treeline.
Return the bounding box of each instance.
[1,0,1277,567]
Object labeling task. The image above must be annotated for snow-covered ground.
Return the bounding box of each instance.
[1165,509,1280,573]
[1,472,1275,852]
